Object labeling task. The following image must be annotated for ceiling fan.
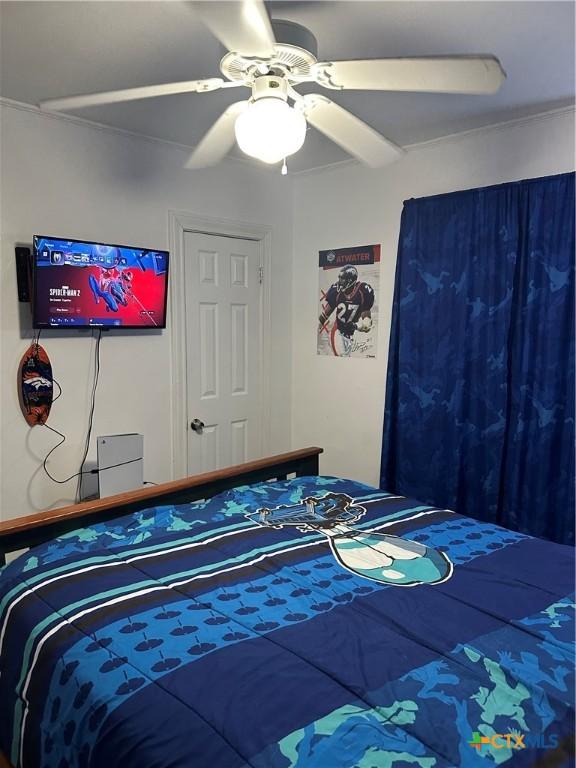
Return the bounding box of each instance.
[39,1,506,170]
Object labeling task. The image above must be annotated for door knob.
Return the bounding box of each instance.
[190,419,205,432]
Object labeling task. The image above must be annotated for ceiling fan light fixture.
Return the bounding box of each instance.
[234,96,306,164]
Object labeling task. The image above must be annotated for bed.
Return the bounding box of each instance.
[0,447,573,768]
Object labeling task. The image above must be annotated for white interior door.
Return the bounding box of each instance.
[184,231,263,474]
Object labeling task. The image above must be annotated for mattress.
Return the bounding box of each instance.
[0,476,573,767]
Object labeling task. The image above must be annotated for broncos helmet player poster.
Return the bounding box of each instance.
[317,244,380,358]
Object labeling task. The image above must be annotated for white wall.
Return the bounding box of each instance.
[291,108,575,487]
[0,102,293,519]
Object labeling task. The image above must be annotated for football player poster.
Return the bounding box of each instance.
[317,244,380,358]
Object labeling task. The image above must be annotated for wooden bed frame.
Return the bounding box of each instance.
[0,447,322,566]
[0,448,322,768]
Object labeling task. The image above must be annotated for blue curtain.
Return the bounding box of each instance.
[381,172,575,545]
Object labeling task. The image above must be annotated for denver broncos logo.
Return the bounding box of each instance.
[23,376,52,390]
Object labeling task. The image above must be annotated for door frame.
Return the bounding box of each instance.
[168,210,272,479]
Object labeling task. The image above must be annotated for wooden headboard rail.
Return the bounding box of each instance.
[0,447,323,564]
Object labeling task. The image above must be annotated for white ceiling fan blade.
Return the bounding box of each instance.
[192,0,275,57]
[313,55,506,94]
[40,78,226,112]
[185,100,248,169]
[302,95,404,168]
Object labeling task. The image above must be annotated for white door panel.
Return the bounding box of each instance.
[184,232,262,474]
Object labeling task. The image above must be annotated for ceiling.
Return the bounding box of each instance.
[1,1,574,172]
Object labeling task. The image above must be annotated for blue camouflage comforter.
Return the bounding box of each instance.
[0,476,574,768]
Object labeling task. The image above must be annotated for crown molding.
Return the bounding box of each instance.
[292,103,575,177]
[404,104,576,152]
[0,95,259,173]
[0,96,196,152]
[2,95,574,177]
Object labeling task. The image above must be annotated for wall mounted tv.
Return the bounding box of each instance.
[33,236,169,329]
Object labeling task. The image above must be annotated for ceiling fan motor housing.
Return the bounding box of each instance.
[220,19,318,84]
[270,20,318,59]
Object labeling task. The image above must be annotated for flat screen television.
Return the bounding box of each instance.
[32,236,169,329]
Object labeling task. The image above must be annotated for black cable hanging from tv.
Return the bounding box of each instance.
[40,330,103,499]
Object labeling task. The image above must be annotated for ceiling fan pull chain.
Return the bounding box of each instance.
[281,159,288,176]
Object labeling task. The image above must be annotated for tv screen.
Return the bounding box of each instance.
[32,236,169,329]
